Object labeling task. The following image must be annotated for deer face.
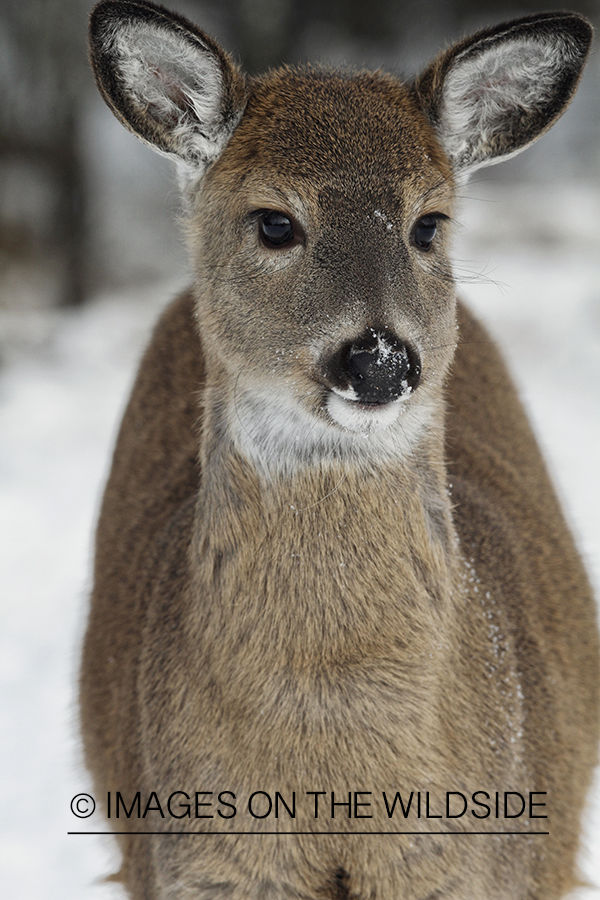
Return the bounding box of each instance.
[88,0,592,472]
[189,71,457,468]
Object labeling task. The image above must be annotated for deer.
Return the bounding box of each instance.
[80,2,599,898]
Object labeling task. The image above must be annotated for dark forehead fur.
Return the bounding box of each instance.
[218,66,453,189]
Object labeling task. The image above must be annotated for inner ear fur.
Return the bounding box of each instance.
[413,12,593,174]
[89,0,247,169]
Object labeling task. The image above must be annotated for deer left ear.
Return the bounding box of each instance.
[414,12,592,176]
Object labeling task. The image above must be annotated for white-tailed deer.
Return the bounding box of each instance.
[81,3,599,898]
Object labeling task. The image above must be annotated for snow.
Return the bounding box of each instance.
[455,180,600,897]
[1,181,599,898]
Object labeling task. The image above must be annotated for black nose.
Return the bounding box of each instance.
[343,329,421,403]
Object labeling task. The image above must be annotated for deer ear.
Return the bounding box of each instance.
[414,12,592,176]
[89,0,247,173]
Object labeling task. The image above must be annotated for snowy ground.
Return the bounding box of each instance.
[1,180,599,898]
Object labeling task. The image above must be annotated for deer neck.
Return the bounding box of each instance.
[189,388,461,672]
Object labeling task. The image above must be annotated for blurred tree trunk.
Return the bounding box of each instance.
[0,0,88,307]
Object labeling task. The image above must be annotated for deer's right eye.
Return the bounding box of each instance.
[258,211,296,248]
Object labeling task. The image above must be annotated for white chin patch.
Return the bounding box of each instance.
[326,390,406,434]
[227,382,432,479]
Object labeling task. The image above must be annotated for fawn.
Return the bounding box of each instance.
[81,2,599,898]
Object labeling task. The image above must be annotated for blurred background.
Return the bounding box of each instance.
[1,0,599,318]
[1,1,599,898]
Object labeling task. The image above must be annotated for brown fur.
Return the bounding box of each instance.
[81,4,599,899]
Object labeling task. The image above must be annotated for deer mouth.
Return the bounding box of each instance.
[326,387,408,433]
[330,382,414,408]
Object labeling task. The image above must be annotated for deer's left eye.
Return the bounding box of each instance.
[412,215,441,251]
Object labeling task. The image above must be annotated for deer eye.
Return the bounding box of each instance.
[258,210,296,248]
[412,215,439,251]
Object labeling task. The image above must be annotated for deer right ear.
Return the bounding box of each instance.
[414,12,593,176]
[89,0,247,174]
